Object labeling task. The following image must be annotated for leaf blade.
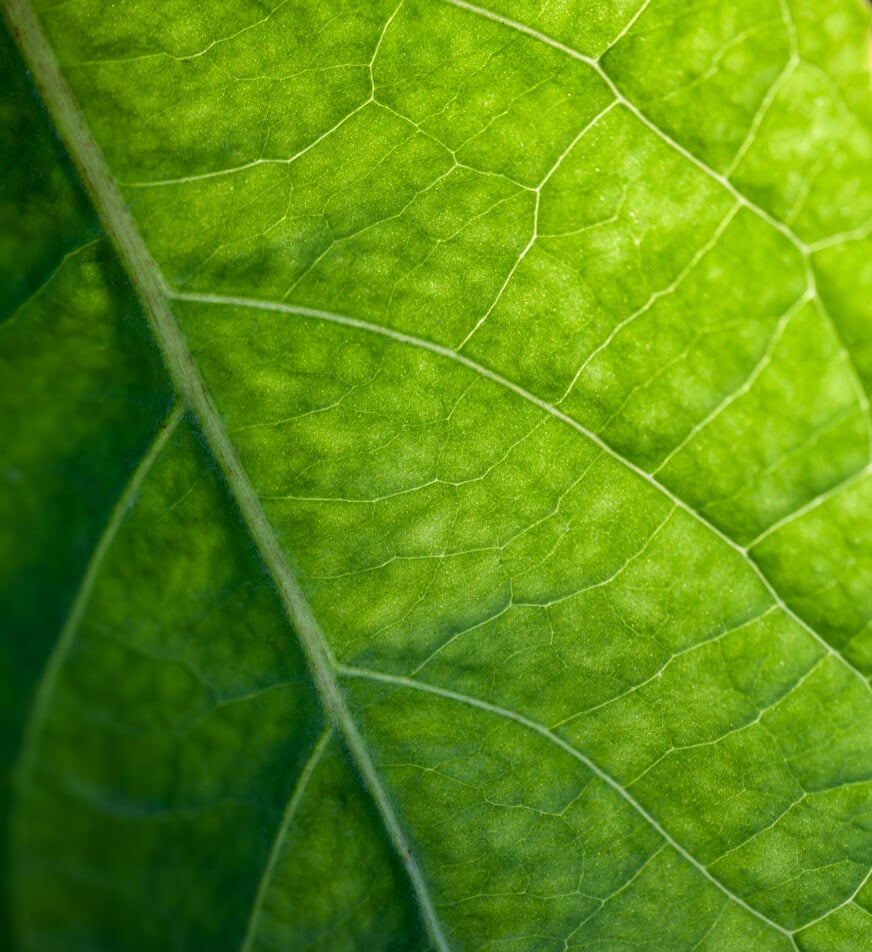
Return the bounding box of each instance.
[3,0,872,948]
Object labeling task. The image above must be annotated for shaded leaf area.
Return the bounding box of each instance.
[0,25,95,320]
[0,23,173,943]
[2,0,872,949]
[12,416,424,951]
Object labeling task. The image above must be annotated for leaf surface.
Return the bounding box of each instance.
[2,0,872,949]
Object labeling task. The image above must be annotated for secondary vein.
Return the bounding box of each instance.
[171,289,872,699]
[16,401,184,786]
[337,663,796,942]
[240,726,334,952]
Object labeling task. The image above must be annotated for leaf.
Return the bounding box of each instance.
[2,0,872,949]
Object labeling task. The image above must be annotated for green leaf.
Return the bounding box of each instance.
[2,0,872,949]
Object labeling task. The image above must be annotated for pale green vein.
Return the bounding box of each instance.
[653,289,813,475]
[551,605,780,729]
[809,215,872,252]
[240,726,333,952]
[15,401,184,786]
[724,47,797,177]
[747,462,872,549]
[559,202,741,404]
[120,97,373,188]
[624,653,826,790]
[562,844,666,947]
[336,662,798,945]
[795,865,872,934]
[513,505,677,608]
[0,237,100,332]
[599,0,653,57]
[118,2,401,190]
[457,98,617,349]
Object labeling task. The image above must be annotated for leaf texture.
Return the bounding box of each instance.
[2,0,872,949]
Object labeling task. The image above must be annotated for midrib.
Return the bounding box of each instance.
[0,0,449,948]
